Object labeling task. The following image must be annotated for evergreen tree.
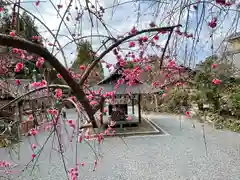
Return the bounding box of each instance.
[72,40,94,69]
[72,40,104,85]
[0,8,42,79]
[0,3,11,34]
[19,12,39,41]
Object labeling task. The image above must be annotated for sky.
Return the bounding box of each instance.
[16,0,240,76]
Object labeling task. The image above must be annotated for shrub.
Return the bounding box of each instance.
[159,87,191,113]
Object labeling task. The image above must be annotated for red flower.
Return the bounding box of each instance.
[15,63,24,72]
[41,80,47,86]
[93,160,97,170]
[78,135,83,143]
[212,78,221,85]
[57,4,63,9]
[57,73,62,78]
[127,116,132,121]
[142,36,148,42]
[212,63,217,68]
[208,17,217,28]
[15,79,21,85]
[90,100,97,105]
[55,88,63,99]
[32,154,36,159]
[129,41,135,48]
[185,111,191,117]
[32,36,41,40]
[145,65,151,71]
[149,22,156,27]
[79,65,85,70]
[167,60,176,67]
[12,48,19,53]
[162,93,167,97]
[28,115,33,121]
[71,96,77,101]
[153,35,159,40]
[30,128,38,136]
[32,144,37,149]
[131,27,137,34]
[36,0,40,6]
[36,57,44,68]
[9,31,16,37]
[67,120,75,128]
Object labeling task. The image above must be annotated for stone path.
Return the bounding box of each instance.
[1,110,240,180]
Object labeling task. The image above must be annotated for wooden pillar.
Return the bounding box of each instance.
[138,94,141,123]
[100,102,104,125]
[17,101,22,139]
[108,104,112,115]
[31,100,39,127]
[154,94,158,112]
[132,96,135,114]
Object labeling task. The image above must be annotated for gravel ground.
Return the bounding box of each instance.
[1,110,240,180]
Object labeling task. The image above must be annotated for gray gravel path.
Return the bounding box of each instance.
[1,110,240,180]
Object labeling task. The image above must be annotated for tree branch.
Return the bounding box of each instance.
[79,24,181,85]
[0,34,98,127]
[159,28,174,69]
[10,1,68,67]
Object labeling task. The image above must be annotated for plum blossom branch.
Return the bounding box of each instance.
[159,28,174,69]
[79,24,181,85]
[54,35,116,57]
[50,0,73,62]
[7,0,68,67]
[0,85,70,111]
[0,33,97,126]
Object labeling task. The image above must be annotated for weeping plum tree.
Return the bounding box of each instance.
[0,0,239,179]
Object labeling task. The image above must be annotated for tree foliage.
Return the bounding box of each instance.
[0,6,11,34]
[193,55,240,120]
[19,12,39,41]
[72,40,104,85]
[0,7,38,39]
[72,40,94,69]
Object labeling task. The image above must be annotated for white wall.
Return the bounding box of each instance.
[219,37,240,78]
[224,49,240,77]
